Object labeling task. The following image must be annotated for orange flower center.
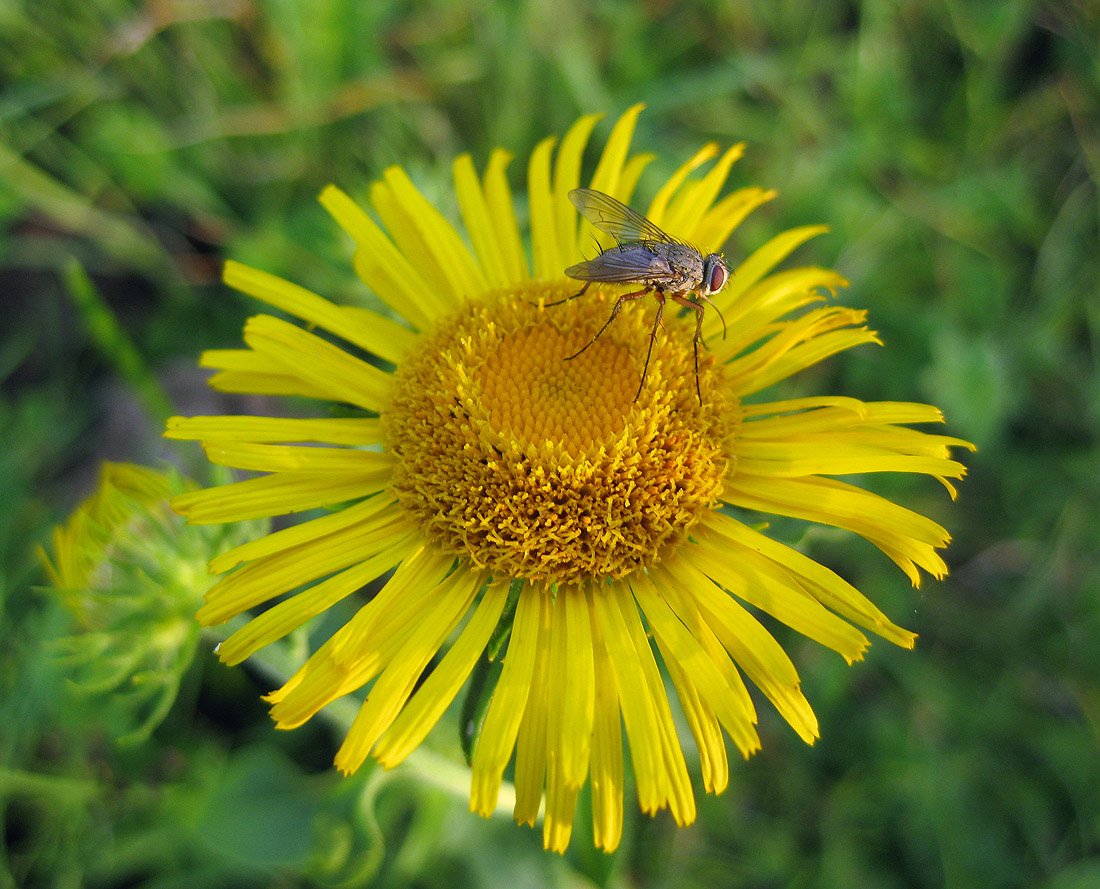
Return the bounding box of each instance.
[383,284,740,586]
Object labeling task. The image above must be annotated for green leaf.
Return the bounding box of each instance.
[193,747,321,868]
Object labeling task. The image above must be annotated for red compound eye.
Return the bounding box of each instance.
[707,257,728,294]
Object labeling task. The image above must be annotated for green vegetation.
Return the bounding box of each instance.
[2,1,1097,886]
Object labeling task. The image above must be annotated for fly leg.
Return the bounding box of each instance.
[671,293,707,405]
[542,280,592,308]
[565,285,653,360]
[635,292,667,402]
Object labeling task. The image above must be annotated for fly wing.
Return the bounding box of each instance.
[569,188,677,246]
[565,246,674,283]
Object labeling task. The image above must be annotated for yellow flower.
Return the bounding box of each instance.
[41,462,175,603]
[166,105,972,852]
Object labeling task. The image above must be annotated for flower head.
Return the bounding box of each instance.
[167,106,972,852]
[39,462,264,743]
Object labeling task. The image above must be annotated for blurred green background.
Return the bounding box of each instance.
[2,0,1098,886]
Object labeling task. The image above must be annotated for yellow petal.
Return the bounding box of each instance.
[199,348,283,372]
[701,511,916,648]
[616,152,655,207]
[722,307,879,395]
[632,571,760,762]
[722,474,951,585]
[645,142,719,229]
[198,503,411,624]
[204,370,330,399]
[330,546,456,663]
[166,415,382,446]
[470,584,542,816]
[733,437,969,480]
[734,324,882,395]
[268,579,438,728]
[210,492,396,573]
[223,260,415,365]
[708,266,846,351]
[454,153,509,289]
[591,583,663,814]
[482,149,529,282]
[589,103,645,200]
[718,224,831,310]
[374,580,510,767]
[588,603,624,852]
[553,113,604,264]
[513,591,552,826]
[334,567,487,774]
[661,647,729,794]
[663,559,819,744]
[265,627,355,716]
[740,397,869,424]
[199,349,332,399]
[694,186,777,257]
[547,591,594,789]
[201,440,393,476]
[217,531,421,664]
[382,166,487,303]
[662,143,745,240]
[267,545,454,717]
[650,565,759,733]
[740,400,970,445]
[686,538,871,663]
[369,180,463,316]
[618,580,695,826]
[243,314,393,412]
[171,471,388,524]
[319,185,440,330]
[528,136,560,279]
[542,758,580,853]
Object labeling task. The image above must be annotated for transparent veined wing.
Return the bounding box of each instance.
[565,245,673,283]
[569,188,678,246]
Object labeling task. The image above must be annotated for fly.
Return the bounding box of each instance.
[548,187,730,405]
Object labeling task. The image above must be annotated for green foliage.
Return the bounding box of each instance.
[2,0,1098,886]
